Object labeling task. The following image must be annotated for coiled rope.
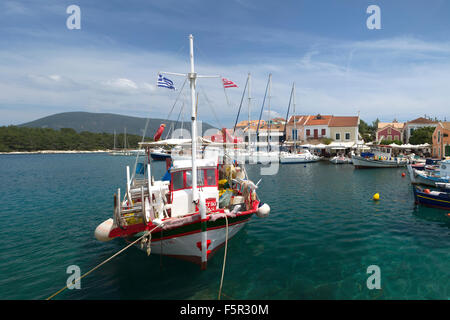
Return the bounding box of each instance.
[218,214,229,300]
[46,224,162,300]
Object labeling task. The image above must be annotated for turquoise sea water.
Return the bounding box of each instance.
[0,153,448,300]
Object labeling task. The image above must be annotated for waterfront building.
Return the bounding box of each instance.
[304,114,333,140]
[285,115,309,143]
[376,120,404,142]
[432,122,450,159]
[403,117,438,143]
[328,116,360,144]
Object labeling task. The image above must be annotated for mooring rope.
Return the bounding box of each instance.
[46,224,162,300]
[218,214,229,300]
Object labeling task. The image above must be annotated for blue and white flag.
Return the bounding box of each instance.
[157,73,175,90]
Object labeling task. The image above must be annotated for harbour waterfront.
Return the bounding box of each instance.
[0,153,448,299]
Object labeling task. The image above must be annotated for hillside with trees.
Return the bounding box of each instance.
[0,126,146,152]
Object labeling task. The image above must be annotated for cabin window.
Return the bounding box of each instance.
[185,169,205,187]
[205,169,216,186]
[172,171,184,190]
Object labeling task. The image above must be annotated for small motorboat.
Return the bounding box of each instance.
[407,160,450,187]
[413,185,450,210]
[329,155,351,164]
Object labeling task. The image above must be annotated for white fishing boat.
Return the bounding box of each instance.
[407,159,450,186]
[351,145,408,168]
[329,155,351,164]
[95,35,270,269]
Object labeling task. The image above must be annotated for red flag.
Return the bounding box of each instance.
[153,124,165,141]
[222,78,238,88]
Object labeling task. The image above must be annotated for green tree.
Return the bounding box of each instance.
[409,126,435,145]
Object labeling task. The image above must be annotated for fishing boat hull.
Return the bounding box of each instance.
[351,155,407,168]
[150,151,171,161]
[279,155,320,164]
[407,164,450,186]
[132,214,251,264]
[413,186,450,210]
[329,157,351,164]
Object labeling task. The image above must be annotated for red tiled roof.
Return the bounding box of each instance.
[439,122,450,130]
[304,114,332,126]
[407,117,437,124]
[329,116,359,127]
[287,115,309,125]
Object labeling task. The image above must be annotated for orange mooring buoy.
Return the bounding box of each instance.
[402,172,406,177]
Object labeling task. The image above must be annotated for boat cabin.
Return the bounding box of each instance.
[362,145,395,160]
[169,158,219,217]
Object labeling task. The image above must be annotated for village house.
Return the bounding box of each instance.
[304,114,333,140]
[328,116,360,144]
[432,122,450,159]
[285,115,309,142]
[376,120,404,142]
[403,117,438,143]
[284,114,360,144]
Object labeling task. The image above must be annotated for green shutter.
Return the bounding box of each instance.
[445,145,450,156]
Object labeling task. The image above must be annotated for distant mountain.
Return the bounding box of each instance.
[19,112,217,137]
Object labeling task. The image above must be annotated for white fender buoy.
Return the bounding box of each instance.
[94,218,114,242]
[256,202,270,218]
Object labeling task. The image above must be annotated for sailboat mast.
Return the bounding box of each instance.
[247,73,251,153]
[293,83,296,152]
[268,74,272,151]
[124,128,127,150]
[188,34,198,202]
[113,130,116,150]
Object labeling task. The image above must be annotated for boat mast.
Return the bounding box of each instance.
[293,82,296,152]
[124,127,127,150]
[188,34,199,202]
[247,73,251,154]
[113,130,116,150]
[267,74,272,152]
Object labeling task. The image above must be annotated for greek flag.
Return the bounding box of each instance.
[157,74,175,90]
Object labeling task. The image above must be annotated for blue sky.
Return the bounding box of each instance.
[1,0,450,127]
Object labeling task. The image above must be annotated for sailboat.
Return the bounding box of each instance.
[249,74,279,164]
[279,83,320,164]
[94,35,270,269]
[109,128,135,156]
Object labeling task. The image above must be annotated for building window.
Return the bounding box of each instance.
[387,128,392,134]
[410,128,414,135]
[345,133,351,140]
[306,129,310,136]
[292,129,298,141]
[321,129,326,136]
[387,135,392,141]
[394,135,399,141]
[438,131,441,142]
[335,133,341,140]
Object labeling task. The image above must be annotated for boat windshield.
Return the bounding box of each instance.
[172,168,217,191]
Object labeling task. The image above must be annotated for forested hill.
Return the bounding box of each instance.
[0,126,145,152]
[19,112,216,137]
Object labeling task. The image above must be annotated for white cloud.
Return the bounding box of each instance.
[1,35,450,126]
